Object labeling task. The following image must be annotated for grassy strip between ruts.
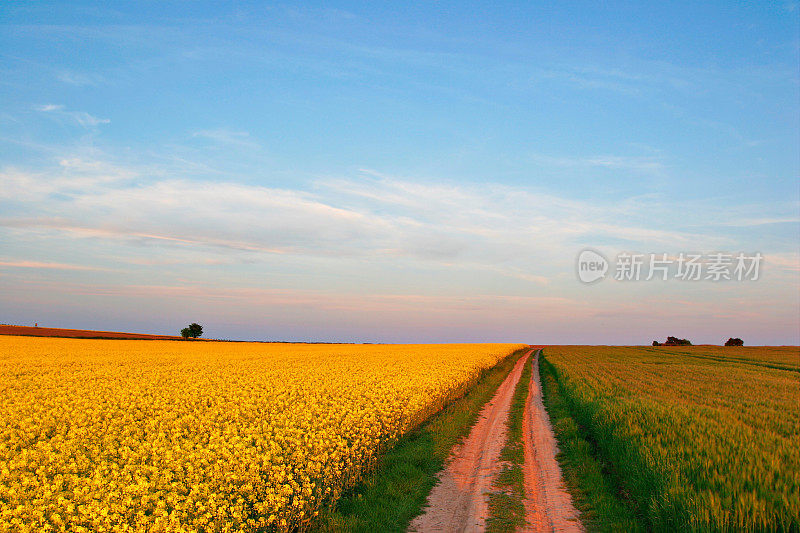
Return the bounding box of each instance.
[314,347,530,533]
[538,351,644,532]
[485,349,534,532]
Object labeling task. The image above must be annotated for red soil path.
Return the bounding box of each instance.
[408,350,533,532]
[521,349,584,532]
[0,324,183,340]
[408,347,584,532]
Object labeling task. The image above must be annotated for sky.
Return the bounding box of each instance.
[0,1,798,344]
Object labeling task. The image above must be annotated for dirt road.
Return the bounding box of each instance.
[408,348,583,532]
[408,349,533,532]
[521,350,583,532]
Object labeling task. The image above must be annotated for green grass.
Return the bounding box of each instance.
[314,347,529,533]
[540,346,800,532]
[539,352,643,532]
[485,349,533,532]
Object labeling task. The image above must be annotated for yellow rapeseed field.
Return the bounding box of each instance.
[0,336,525,532]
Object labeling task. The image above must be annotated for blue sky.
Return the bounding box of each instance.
[1,1,798,343]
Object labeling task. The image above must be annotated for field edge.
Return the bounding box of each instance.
[538,351,644,532]
[485,349,533,532]
[313,346,530,533]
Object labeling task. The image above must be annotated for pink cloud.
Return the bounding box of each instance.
[0,260,108,271]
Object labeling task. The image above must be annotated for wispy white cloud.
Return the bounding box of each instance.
[713,216,800,227]
[1,220,295,255]
[528,152,665,174]
[56,70,105,86]
[36,104,64,112]
[71,112,110,127]
[36,104,110,128]
[192,128,260,149]
[0,158,135,201]
[2,156,783,291]
[536,66,644,96]
[0,146,796,316]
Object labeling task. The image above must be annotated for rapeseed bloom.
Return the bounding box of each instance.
[0,337,524,532]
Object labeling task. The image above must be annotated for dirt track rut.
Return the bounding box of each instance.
[408,348,584,532]
[408,350,532,532]
[520,350,583,532]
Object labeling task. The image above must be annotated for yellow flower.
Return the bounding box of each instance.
[0,336,523,531]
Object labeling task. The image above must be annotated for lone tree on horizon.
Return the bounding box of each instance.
[180,323,203,340]
[652,336,692,346]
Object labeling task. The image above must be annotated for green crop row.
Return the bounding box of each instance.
[542,345,799,532]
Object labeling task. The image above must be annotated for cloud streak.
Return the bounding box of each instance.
[0,165,708,274]
[36,104,110,128]
[191,128,261,149]
[56,70,105,86]
[1,160,789,270]
[0,260,108,271]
